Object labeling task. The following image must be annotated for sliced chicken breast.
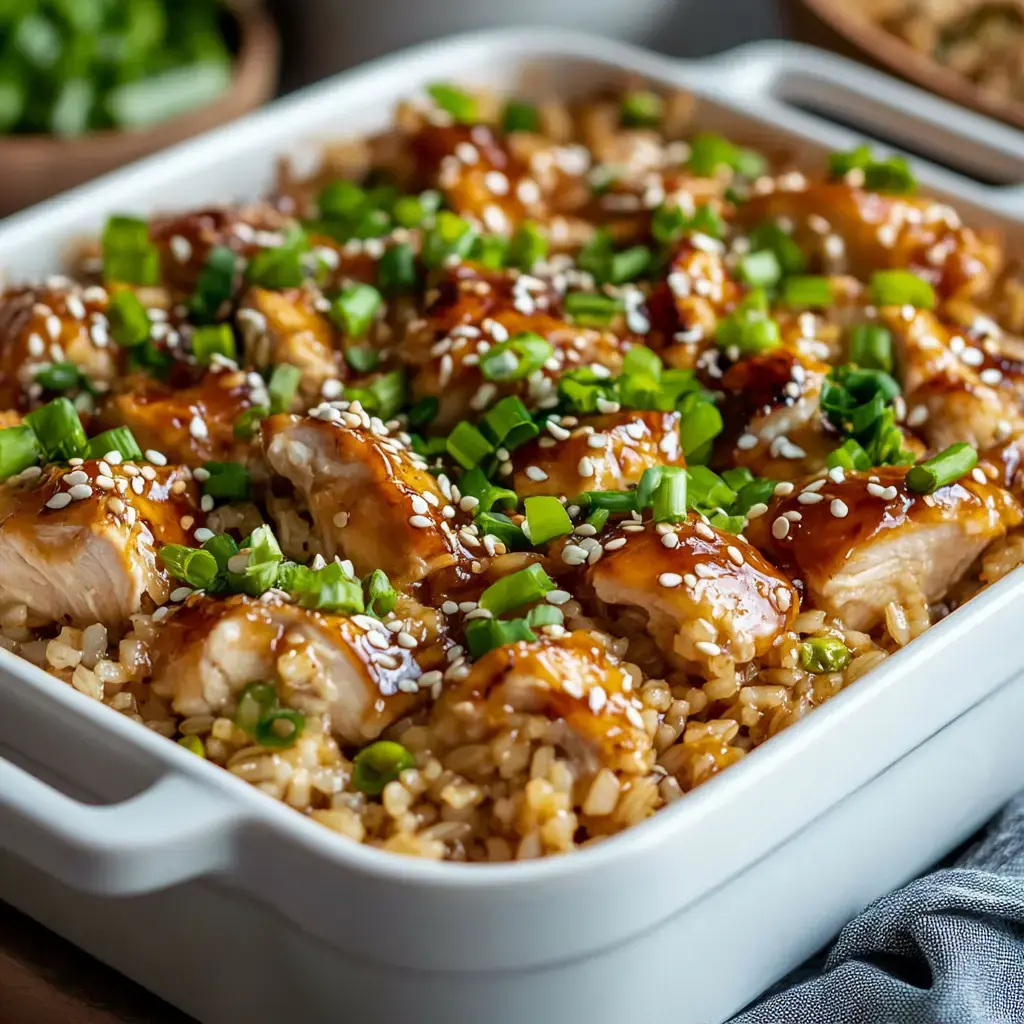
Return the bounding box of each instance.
[441,630,653,774]
[148,593,427,743]
[262,410,469,585]
[0,460,201,629]
[583,517,799,676]
[744,466,1022,631]
[512,410,684,500]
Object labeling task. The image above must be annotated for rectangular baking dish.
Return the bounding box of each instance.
[1,29,1024,1024]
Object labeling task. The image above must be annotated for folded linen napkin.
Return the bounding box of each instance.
[734,795,1024,1024]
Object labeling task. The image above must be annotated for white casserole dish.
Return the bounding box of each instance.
[2,29,1024,1024]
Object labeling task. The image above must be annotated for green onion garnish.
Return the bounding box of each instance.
[87,426,142,462]
[685,465,737,512]
[586,506,610,531]
[202,533,240,572]
[739,250,782,289]
[502,99,539,133]
[268,364,302,414]
[234,405,268,440]
[526,605,563,629]
[870,270,935,310]
[235,682,278,736]
[716,289,781,356]
[108,290,151,348]
[246,229,309,290]
[407,396,439,429]
[828,144,916,194]
[621,89,663,127]
[422,211,478,268]
[159,545,219,588]
[471,235,510,270]
[849,323,894,373]
[345,369,407,422]
[0,426,40,481]
[524,495,573,545]
[688,133,767,178]
[474,511,529,550]
[651,467,688,523]
[480,395,539,450]
[427,83,477,123]
[254,708,306,749]
[478,562,555,616]
[480,331,553,382]
[365,569,398,617]
[353,740,416,796]
[905,442,978,494]
[458,467,517,512]
[578,489,638,512]
[330,283,382,337]
[201,461,250,502]
[610,245,652,284]
[782,275,833,308]
[446,421,494,469]
[280,561,364,614]
[508,221,549,272]
[377,243,418,295]
[748,222,806,276]
[24,397,87,462]
[188,245,237,322]
[465,617,537,659]
[344,347,380,374]
[652,202,690,246]
[35,362,83,392]
[678,396,723,460]
[191,323,236,364]
[798,636,851,673]
[826,438,872,473]
[564,292,623,326]
[318,179,366,221]
[102,215,160,286]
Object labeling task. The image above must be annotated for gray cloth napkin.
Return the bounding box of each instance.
[734,795,1024,1024]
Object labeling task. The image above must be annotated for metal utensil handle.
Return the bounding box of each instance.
[690,41,1024,214]
[0,754,242,896]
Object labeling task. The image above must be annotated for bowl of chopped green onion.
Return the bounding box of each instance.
[0,1,279,217]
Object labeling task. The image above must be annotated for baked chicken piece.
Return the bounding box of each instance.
[0,459,201,629]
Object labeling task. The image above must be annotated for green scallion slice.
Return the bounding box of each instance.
[578,489,637,512]
[782,275,833,308]
[318,179,366,221]
[254,708,306,749]
[508,221,549,272]
[748,222,806,276]
[585,506,610,531]
[365,569,398,617]
[201,461,250,502]
[446,421,494,469]
[679,398,723,459]
[459,467,518,512]
[35,362,82,393]
[739,250,782,289]
[422,211,478,268]
[849,323,894,373]
[202,533,240,572]
[268,364,302,414]
[621,89,663,127]
[479,331,553,382]
[564,292,623,326]
[330,283,382,337]
[188,245,237,322]
[651,467,688,523]
[524,495,573,545]
[24,397,87,462]
[191,323,236,364]
[178,735,205,757]
[87,427,142,462]
[377,243,418,295]
[870,270,935,310]
[465,617,537,659]
[427,83,477,123]
[502,99,540,134]
[159,544,219,588]
[234,682,278,736]
[234,405,268,440]
[246,229,309,290]
[905,442,978,494]
[353,740,416,795]
[480,395,538,450]
[478,562,555,616]
[102,215,160,286]
[108,290,151,348]
[526,605,563,628]
[0,426,40,481]
[474,511,528,550]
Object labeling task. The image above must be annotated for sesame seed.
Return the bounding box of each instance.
[588,685,607,714]
[525,466,548,482]
[661,532,679,549]
[45,493,72,510]
[562,544,588,566]
[772,516,790,539]
[684,573,698,587]
[441,601,459,615]
[783,510,802,522]
[94,475,115,490]
[69,483,93,501]
[409,514,432,528]
[726,545,744,566]
[109,497,125,514]
[189,416,208,440]
[587,433,607,449]
[775,587,792,612]
[145,449,168,466]
[797,492,824,505]
[577,456,595,478]
[746,502,769,519]
[773,482,795,497]
[658,572,683,588]
[397,631,418,648]
[695,640,722,656]
[971,467,987,484]
[411,495,429,515]
[830,498,849,518]
[366,630,389,650]
[64,470,89,486]
[131,477,144,495]
[604,537,627,551]
[694,522,715,541]
[194,528,215,543]
[736,433,758,451]
[169,587,193,603]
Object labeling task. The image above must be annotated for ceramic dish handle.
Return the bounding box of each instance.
[0,753,243,896]
[694,41,1024,213]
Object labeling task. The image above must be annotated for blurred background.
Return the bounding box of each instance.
[4,0,1024,214]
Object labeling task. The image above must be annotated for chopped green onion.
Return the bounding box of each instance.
[446,421,494,469]
[108,290,151,348]
[748,222,806,275]
[524,496,573,545]
[102,215,160,286]
[708,511,746,534]
[733,476,778,514]
[480,396,538,450]
[286,561,364,614]
[577,228,614,283]
[202,533,240,572]
[345,347,380,374]
[266,364,301,414]
[234,405,268,440]
[636,465,666,509]
[188,245,237,322]
[87,427,142,462]
[460,468,518,512]
[353,740,416,796]
[365,569,398,617]
[318,179,366,221]
[849,324,894,373]
[378,243,418,295]
[465,617,537,659]
[246,229,309,290]
[685,465,737,512]
[651,468,688,523]
[479,563,555,616]
[191,323,236,364]
[688,133,766,178]
[474,511,528,550]
[652,202,690,246]
[716,290,781,356]
[422,212,477,268]
[564,292,623,326]
[407,396,439,429]
[159,545,219,588]
[502,99,539,133]
[24,397,87,462]
[739,250,782,289]
[427,83,477,123]
[586,507,610,531]
[578,489,637,512]
[782,275,833,308]
[870,270,935,310]
[234,682,278,736]
[471,235,510,270]
[254,708,306,749]
[479,332,553,382]
[611,245,652,285]
[345,369,407,422]
[798,637,851,673]
[526,605,563,628]
[905,442,978,494]
[0,426,40,481]
[178,735,205,757]
[826,438,872,472]
[679,397,723,459]
[721,467,755,491]
[828,144,916,194]
[621,89,663,127]
[690,204,726,239]
[201,461,250,502]
[35,362,83,392]
[508,222,549,271]
[330,283,382,336]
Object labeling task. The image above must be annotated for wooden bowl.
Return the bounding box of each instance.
[0,7,280,218]
[787,0,1024,132]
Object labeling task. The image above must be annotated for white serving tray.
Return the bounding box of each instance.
[1,29,1024,1024]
